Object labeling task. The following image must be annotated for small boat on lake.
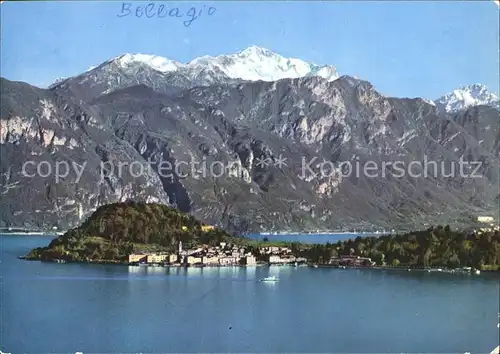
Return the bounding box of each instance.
[260,276,278,282]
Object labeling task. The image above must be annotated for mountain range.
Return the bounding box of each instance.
[1,46,499,232]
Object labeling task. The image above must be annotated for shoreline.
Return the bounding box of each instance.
[313,264,500,274]
[18,257,499,274]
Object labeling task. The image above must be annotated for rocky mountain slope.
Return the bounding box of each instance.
[1,47,499,232]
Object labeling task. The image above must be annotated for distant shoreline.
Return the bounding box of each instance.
[247,231,397,236]
[2,230,391,237]
[1,232,64,236]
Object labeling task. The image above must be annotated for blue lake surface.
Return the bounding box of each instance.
[1,234,499,353]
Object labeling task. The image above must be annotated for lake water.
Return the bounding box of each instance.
[2,234,499,353]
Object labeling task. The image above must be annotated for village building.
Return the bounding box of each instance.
[243,255,257,265]
[269,255,296,264]
[202,256,220,265]
[128,254,147,263]
[219,256,239,266]
[147,254,168,264]
[187,256,203,265]
[269,255,285,264]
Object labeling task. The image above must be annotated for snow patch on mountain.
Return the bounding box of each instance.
[48,77,67,89]
[422,99,436,106]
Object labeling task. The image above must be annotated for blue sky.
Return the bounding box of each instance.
[1,1,498,99]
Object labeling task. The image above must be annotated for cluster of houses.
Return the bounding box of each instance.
[260,246,307,265]
[128,242,311,267]
[127,234,378,268]
[128,241,258,267]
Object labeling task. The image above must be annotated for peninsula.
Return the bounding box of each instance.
[22,201,238,263]
[22,202,500,272]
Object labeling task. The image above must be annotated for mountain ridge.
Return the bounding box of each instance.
[1,71,498,232]
[84,45,339,86]
[44,46,499,114]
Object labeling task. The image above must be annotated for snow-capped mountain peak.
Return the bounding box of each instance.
[102,46,339,83]
[203,45,339,82]
[237,45,275,58]
[435,84,499,113]
[115,53,183,73]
